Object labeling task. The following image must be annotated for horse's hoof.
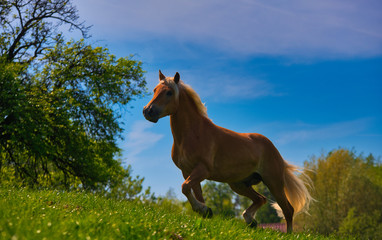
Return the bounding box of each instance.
[248,220,258,228]
[203,207,213,218]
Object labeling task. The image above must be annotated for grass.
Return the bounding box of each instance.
[0,186,336,240]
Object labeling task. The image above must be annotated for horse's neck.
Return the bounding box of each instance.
[170,92,205,144]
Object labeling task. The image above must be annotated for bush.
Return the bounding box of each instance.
[338,208,382,239]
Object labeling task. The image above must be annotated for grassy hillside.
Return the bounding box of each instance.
[0,187,337,239]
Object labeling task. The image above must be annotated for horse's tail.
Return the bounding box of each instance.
[271,162,313,218]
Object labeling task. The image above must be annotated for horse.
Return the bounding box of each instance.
[143,71,313,233]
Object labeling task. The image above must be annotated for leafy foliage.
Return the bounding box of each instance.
[0,0,148,197]
[203,181,236,217]
[298,148,382,237]
[338,208,382,240]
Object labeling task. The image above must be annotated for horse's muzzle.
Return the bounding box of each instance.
[143,105,159,123]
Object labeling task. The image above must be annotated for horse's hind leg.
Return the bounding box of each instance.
[228,182,266,227]
[262,176,294,233]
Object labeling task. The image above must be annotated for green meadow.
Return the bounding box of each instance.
[0,187,339,240]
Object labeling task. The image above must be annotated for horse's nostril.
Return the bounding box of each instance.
[143,105,155,118]
[143,106,151,117]
[143,105,159,123]
[148,107,153,115]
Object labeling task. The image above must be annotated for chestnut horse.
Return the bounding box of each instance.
[143,71,312,233]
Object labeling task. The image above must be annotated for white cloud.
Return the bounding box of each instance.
[77,0,382,58]
[157,68,279,101]
[192,75,276,101]
[276,118,373,145]
[122,120,164,164]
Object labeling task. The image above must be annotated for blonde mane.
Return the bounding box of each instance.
[179,81,208,117]
[161,78,208,117]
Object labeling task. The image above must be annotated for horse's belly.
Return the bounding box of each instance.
[209,143,262,183]
[208,158,259,183]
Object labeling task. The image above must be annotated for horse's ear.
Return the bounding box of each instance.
[159,70,166,81]
[174,72,180,84]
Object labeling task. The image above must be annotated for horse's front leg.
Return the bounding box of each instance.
[192,183,205,203]
[182,163,212,218]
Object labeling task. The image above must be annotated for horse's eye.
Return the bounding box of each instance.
[166,91,173,96]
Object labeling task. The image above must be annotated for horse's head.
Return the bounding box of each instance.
[143,70,180,123]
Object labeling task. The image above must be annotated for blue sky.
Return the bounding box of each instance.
[76,0,382,199]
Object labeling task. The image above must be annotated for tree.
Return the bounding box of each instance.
[202,181,236,217]
[0,0,147,197]
[298,148,382,237]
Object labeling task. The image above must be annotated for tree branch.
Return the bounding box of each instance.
[14,0,24,28]
[6,0,90,62]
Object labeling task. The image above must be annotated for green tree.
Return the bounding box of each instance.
[202,181,236,217]
[0,0,148,198]
[299,148,382,237]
